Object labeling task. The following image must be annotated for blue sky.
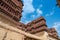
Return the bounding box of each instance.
[21,0,60,37]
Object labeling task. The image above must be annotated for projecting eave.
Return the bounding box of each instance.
[49,34,60,40]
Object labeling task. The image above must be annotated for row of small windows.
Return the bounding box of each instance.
[0,8,13,19]
[5,0,17,9]
[4,0,22,12]
[0,1,20,18]
[28,20,46,29]
[4,0,22,17]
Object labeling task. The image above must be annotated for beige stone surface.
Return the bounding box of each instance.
[0,12,44,40]
[5,31,24,40]
[0,27,7,40]
[0,14,40,40]
[48,36,57,40]
[0,13,58,40]
[34,31,48,40]
[0,14,25,40]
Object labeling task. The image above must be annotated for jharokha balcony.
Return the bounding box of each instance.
[47,28,59,39]
[27,17,46,26]
[30,26,47,34]
[26,17,47,34]
[0,0,23,22]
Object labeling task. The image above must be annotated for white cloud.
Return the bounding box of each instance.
[25,20,31,24]
[23,0,35,13]
[37,9,43,14]
[21,0,35,24]
[45,14,49,17]
[21,17,32,24]
[29,8,43,20]
[21,0,43,24]
[31,15,36,18]
[52,22,60,37]
[46,11,54,17]
[21,20,31,24]
[36,9,43,16]
[45,7,55,17]
[30,9,43,19]
[39,4,43,8]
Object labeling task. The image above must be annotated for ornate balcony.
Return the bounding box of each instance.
[27,16,46,27]
[31,20,46,29]
[47,28,58,39]
[30,26,47,34]
[0,0,23,21]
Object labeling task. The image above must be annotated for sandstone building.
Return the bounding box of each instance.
[0,0,60,40]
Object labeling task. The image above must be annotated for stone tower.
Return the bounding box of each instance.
[0,0,23,21]
[0,0,60,40]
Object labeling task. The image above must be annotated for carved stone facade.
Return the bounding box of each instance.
[25,16,60,40]
[26,17,47,34]
[0,0,60,40]
[0,0,23,21]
